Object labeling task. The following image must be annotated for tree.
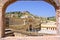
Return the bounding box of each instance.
[17,12,22,18]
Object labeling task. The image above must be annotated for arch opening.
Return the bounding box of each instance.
[1,0,58,37]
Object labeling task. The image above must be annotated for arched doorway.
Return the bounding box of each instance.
[0,0,59,38]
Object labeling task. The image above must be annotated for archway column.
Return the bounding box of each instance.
[56,6,60,34]
[0,7,5,38]
[0,1,6,37]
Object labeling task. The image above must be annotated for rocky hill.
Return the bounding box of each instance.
[5,11,41,31]
[5,11,39,19]
[5,11,56,31]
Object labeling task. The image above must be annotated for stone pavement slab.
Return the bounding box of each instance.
[0,35,60,40]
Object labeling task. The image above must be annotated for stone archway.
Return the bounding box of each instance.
[0,0,60,38]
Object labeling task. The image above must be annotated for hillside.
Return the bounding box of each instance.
[47,16,56,22]
[5,11,41,30]
[5,11,38,18]
[5,11,56,31]
[5,11,56,22]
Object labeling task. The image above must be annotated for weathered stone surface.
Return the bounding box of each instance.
[0,35,60,40]
[56,7,60,34]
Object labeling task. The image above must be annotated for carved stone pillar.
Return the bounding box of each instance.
[56,6,60,34]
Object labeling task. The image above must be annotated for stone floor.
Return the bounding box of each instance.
[0,35,60,40]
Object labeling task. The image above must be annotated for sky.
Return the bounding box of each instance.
[6,1,55,17]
